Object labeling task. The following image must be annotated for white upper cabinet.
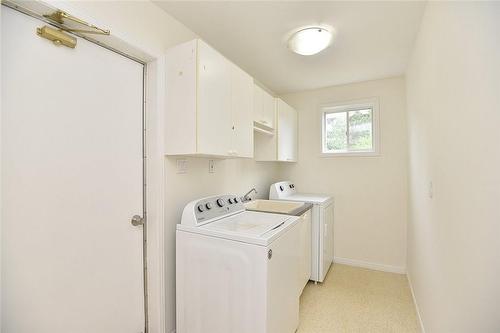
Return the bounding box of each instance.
[165,39,254,158]
[254,97,298,162]
[262,90,276,128]
[230,63,254,158]
[253,84,275,130]
[197,40,232,156]
[276,99,298,162]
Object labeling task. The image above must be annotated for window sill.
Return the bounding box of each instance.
[320,151,380,158]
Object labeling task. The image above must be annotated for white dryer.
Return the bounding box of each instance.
[176,194,302,333]
[270,181,334,283]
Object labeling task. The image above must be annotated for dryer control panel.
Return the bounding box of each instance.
[181,194,245,226]
[269,181,296,199]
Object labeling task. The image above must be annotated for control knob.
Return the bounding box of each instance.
[205,202,212,210]
[216,198,225,207]
[197,204,205,213]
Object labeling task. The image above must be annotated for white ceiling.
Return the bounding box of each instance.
[154,1,426,94]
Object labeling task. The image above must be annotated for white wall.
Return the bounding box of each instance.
[280,77,408,273]
[406,2,500,332]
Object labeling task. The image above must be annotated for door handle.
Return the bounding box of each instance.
[131,215,144,226]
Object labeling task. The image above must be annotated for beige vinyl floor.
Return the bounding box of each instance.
[297,264,420,333]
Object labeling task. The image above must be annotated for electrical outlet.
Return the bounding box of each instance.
[209,159,215,173]
[428,181,433,199]
[176,159,188,174]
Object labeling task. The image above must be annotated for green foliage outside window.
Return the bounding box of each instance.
[325,113,346,151]
[325,109,372,152]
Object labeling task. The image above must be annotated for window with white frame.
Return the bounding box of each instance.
[321,99,379,156]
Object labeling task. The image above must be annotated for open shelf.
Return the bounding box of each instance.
[253,121,275,136]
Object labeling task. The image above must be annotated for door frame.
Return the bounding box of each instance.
[1,1,167,332]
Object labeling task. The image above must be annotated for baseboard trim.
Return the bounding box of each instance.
[333,256,406,274]
[407,273,426,333]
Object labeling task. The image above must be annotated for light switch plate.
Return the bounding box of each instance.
[176,159,188,174]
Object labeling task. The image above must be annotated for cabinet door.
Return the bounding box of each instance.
[261,90,276,129]
[165,40,197,155]
[290,106,298,161]
[197,40,232,156]
[277,99,298,162]
[230,63,254,158]
[253,83,263,125]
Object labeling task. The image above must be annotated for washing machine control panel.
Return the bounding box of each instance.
[194,194,244,224]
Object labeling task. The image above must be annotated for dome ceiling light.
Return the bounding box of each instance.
[287,27,333,56]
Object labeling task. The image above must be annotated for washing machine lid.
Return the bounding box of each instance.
[284,193,333,205]
[178,211,299,246]
[203,211,292,237]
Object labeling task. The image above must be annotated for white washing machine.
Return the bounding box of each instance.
[176,194,302,333]
[270,181,334,283]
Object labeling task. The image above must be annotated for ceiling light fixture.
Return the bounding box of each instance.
[288,27,333,56]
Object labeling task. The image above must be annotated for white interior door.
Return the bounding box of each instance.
[1,7,145,333]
